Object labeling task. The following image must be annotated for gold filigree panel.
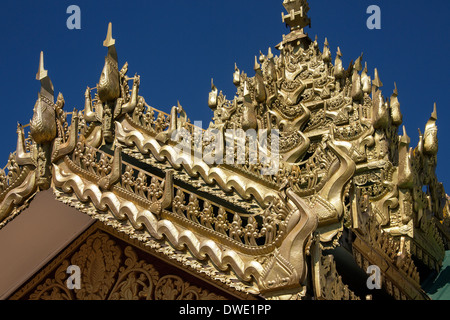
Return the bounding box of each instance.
[9,225,232,300]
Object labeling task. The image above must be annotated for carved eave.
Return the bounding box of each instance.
[48,143,320,297]
[115,117,279,209]
[51,189,262,298]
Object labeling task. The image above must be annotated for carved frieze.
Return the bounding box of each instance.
[10,227,230,300]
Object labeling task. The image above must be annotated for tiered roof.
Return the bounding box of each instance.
[0,0,448,300]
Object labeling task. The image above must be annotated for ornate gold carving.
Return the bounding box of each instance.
[115,119,279,208]
[30,52,57,145]
[1,0,449,300]
[98,146,122,191]
[83,23,143,145]
[258,187,318,296]
[350,191,429,299]
[311,236,360,300]
[423,103,438,156]
[148,170,174,215]
[11,228,227,300]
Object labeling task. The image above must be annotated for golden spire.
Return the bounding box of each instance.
[334,47,344,79]
[423,103,438,155]
[354,53,363,72]
[361,62,372,94]
[208,79,218,109]
[322,38,331,63]
[398,126,414,189]
[30,51,57,145]
[103,22,116,48]
[98,22,120,103]
[267,47,274,60]
[102,22,118,63]
[400,125,410,145]
[431,102,437,120]
[372,68,383,88]
[351,53,364,101]
[36,51,48,81]
[282,0,311,31]
[36,51,54,101]
[390,82,403,126]
[233,63,240,87]
[254,55,261,71]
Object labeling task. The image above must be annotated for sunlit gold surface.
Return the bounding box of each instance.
[0,0,448,300]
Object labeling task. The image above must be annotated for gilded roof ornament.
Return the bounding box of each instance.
[208,79,218,109]
[372,68,383,88]
[84,22,143,145]
[334,47,344,79]
[35,51,54,102]
[0,1,449,301]
[398,127,414,193]
[423,103,438,155]
[98,22,120,104]
[417,128,424,154]
[400,125,411,145]
[390,82,403,125]
[103,22,116,48]
[322,38,331,63]
[233,63,240,86]
[267,47,274,60]
[351,53,364,101]
[282,0,311,31]
[354,53,363,72]
[361,62,372,93]
[30,51,57,145]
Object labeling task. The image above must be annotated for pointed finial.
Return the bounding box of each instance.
[431,102,437,120]
[417,128,424,153]
[259,51,266,64]
[36,51,54,100]
[423,103,438,155]
[36,51,48,81]
[243,81,250,98]
[233,64,240,86]
[322,38,331,63]
[354,53,363,72]
[254,56,261,71]
[398,127,414,189]
[334,47,344,78]
[361,62,371,94]
[372,68,383,88]
[267,47,274,60]
[393,82,398,96]
[103,22,116,47]
[208,78,218,109]
[390,82,402,125]
[400,125,410,144]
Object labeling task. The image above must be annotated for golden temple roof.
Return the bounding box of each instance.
[0,0,448,300]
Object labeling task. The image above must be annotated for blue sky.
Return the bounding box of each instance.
[0,0,449,190]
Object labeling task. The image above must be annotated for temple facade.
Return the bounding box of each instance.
[0,0,449,300]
